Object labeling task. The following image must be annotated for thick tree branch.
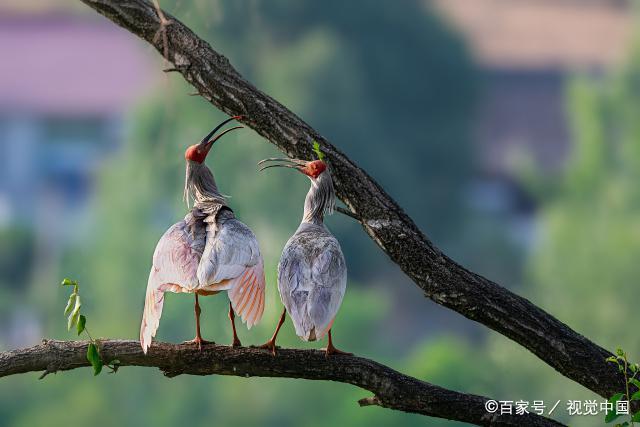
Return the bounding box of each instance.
[0,339,562,426]
[79,0,625,400]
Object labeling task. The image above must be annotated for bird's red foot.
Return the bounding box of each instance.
[324,344,353,358]
[258,340,278,356]
[231,337,242,348]
[183,337,213,351]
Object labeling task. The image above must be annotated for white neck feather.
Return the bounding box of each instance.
[302,171,335,225]
[184,161,226,208]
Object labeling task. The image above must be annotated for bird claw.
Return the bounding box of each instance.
[323,346,353,358]
[183,337,213,351]
[231,338,242,348]
[258,341,278,356]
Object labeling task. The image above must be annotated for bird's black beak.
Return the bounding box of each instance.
[199,116,244,150]
[257,157,306,172]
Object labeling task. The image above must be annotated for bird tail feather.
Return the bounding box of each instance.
[140,274,168,354]
[228,258,266,329]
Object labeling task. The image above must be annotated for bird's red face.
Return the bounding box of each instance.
[185,144,210,163]
[186,116,244,164]
[301,160,327,179]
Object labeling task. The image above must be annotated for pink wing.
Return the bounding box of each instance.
[227,257,266,328]
[197,218,266,328]
[140,217,205,353]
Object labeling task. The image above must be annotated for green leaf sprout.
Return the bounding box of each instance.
[312,141,325,161]
[605,348,640,425]
[60,278,119,377]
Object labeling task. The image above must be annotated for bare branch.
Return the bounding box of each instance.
[79,0,625,400]
[336,206,361,221]
[0,339,562,426]
[358,396,382,407]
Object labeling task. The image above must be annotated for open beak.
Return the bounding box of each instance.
[258,157,307,172]
[199,116,244,152]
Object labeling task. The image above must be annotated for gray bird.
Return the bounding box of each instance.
[258,156,351,356]
[140,116,265,353]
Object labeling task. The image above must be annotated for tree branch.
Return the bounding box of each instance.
[79,0,625,400]
[0,339,562,426]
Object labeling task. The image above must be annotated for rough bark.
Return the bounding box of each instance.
[0,340,562,426]
[75,0,627,400]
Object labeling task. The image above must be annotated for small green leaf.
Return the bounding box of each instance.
[77,315,86,336]
[61,278,76,287]
[630,390,640,401]
[67,296,81,331]
[93,362,102,376]
[86,343,103,376]
[607,414,623,424]
[86,343,98,362]
[630,378,640,389]
[606,412,623,423]
[312,141,325,161]
[610,392,625,401]
[617,348,625,357]
[64,293,77,316]
[605,393,624,423]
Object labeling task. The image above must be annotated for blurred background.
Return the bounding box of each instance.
[0,0,638,425]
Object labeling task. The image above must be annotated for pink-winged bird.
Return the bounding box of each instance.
[258,156,351,356]
[140,116,265,353]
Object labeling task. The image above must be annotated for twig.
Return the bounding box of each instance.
[152,0,172,64]
[336,206,361,221]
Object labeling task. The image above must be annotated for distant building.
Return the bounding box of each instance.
[433,0,633,244]
[0,11,155,347]
[0,12,155,232]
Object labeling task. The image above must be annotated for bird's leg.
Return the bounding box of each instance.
[228,302,242,347]
[259,308,286,356]
[325,329,352,357]
[184,294,211,350]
